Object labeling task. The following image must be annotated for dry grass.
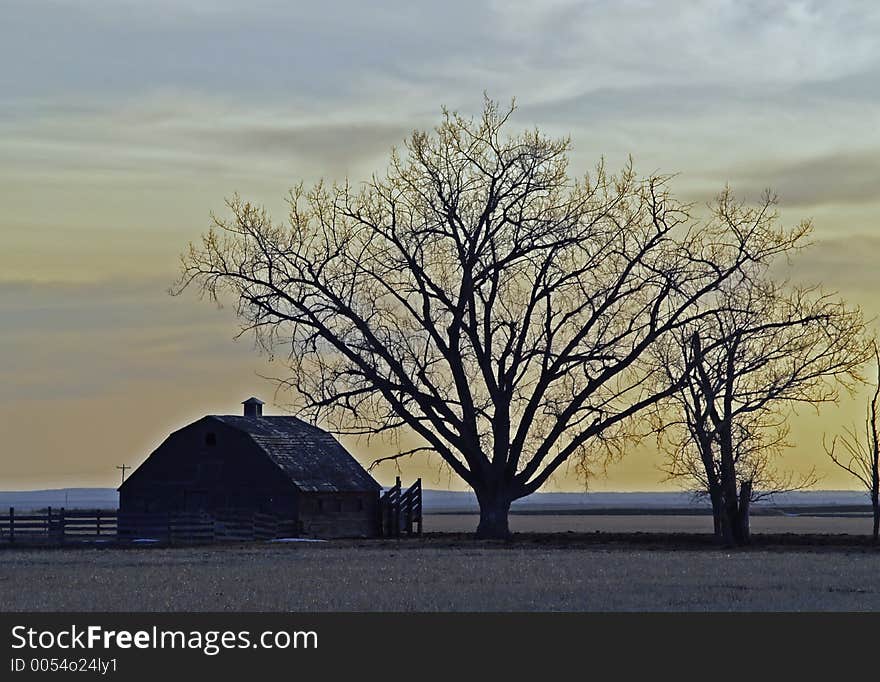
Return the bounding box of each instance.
[2,537,880,612]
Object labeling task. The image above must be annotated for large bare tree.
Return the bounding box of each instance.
[658,277,867,546]
[175,99,816,538]
[825,343,880,541]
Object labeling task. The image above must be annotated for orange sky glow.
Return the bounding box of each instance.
[1,1,878,492]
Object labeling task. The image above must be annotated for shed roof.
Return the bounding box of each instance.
[210,415,380,493]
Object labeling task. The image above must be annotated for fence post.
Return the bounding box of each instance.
[47,507,52,538]
[396,477,402,538]
[416,478,423,535]
[9,507,13,544]
[377,493,383,538]
[59,507,65,544]
[96,510,101,536]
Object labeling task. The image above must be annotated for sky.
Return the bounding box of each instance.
[1,1,879,491]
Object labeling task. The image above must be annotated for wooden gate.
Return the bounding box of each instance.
[379,477,422,537]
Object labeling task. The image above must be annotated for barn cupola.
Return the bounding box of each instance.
[242,397,265,417]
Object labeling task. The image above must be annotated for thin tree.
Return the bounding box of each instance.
[825,343,880,541]
[661,394,810,540]
[658,278,867,546]
[175,98,813,538]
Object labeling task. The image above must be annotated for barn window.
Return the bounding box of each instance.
[205,433,217,446]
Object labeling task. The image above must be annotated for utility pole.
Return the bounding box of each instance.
[116,464,131,486]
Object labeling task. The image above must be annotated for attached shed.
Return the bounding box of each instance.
[119,398,381,538]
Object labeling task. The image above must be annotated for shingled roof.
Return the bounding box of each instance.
[210,415,380,493]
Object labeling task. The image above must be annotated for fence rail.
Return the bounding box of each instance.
[0,508,299,545]
[0,507,120,543]
[1,485,423,544]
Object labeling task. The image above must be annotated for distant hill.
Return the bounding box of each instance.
[0,487,869,512]
[0,488,119,510]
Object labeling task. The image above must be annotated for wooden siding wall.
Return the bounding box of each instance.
[297,492,379,538]
[120,420,297,516]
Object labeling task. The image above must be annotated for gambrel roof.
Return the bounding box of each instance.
[210,415,380,493]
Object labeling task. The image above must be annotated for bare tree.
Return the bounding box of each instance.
[661,396,809,539]
[175,98,814,538]
[658,277,867,546]
[825,343,880,541]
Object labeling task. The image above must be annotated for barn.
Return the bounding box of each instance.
[118,397,382,538]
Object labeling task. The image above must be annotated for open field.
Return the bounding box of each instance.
[2,535,880,612]
[425,513,878,535]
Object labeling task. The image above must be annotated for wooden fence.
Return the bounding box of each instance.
[0,508,297,545]
[379,477,422,537]
[0,483,423,544]
[0,507,117,544]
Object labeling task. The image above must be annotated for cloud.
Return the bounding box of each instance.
[780,235,880,296]
[3,0,879,195]
[0,93,413,184]
[373,1,880,109]
[0,277,263,402]
[183,121,412,176]
[724,152,880,208]
[2,1,879,489]
[4,1,880,109]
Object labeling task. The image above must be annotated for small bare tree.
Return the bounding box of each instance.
[825,343,880,541]
[175,98,818,538]
[661,397,811,539]
[658,277,867,546]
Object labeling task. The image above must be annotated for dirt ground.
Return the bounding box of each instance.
[2,533,880,612]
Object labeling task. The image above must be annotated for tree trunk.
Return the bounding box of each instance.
[735,480,752,545]
[717,484,740,548]
[718,499,736,547]
[717,419,741,548]
[714,484,754,547]
[475,494,512,539]
[872,478,879,542]
[708,486,723,540]
[715,481,752,547]
[698,436,722,541]
[872,499,879,543]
